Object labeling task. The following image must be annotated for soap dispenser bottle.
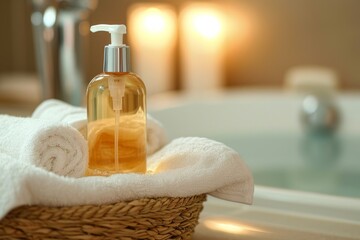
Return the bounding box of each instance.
[87,24,146,176]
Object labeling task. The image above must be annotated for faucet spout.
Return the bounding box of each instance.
[30,0,98,106]
[301,92,340,134]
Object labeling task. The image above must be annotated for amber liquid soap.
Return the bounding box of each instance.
[87,72,146,176]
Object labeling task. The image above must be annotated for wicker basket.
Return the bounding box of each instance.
[0,194,206,240]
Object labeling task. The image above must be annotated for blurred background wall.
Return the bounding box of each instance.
[0,0,360,98]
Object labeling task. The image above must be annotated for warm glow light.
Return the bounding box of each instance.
[181,4,225,41]
[128,5,176,47]
[193,12,222,39]
[204,218,266,235]
[142,8,166,34]
[206,221,247,234]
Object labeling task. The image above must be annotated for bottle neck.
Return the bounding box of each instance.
[103,45,131,72]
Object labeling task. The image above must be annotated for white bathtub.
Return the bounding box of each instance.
[149,89,360,239]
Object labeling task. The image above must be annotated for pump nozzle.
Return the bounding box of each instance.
[90,23,130,72]
[90,24,127,46]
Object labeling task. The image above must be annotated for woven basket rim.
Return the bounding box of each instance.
[1,194,207,239]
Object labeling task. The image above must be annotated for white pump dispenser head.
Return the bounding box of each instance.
[90,24,130,73]
[90,24,127,47]
[91,24,129,111]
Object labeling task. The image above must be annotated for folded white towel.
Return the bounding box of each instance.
[147,137,254,203]
[0,137,253,219]
[0,115,87,177]
[32,99,167,155]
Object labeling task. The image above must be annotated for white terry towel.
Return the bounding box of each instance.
[32,99,167,155]
[0,137,253,219]
[32,99,88,137]
[0,115,87,178]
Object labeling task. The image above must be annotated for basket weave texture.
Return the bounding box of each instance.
[0,194,206,240]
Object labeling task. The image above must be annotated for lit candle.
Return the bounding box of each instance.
[180,3,226,92]
[128,4,177,95]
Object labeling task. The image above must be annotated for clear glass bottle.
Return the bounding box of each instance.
[86,24,146,176]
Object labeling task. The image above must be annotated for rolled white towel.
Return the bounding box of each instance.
[0,115,87,177]
[32,99,167,155]
[32,99,87,137]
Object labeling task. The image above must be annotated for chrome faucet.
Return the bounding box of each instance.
[300,92,340,134]
[284,66,340,134]
[30,0,97,106]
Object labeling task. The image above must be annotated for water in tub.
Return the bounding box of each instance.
[149,90,360,239]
